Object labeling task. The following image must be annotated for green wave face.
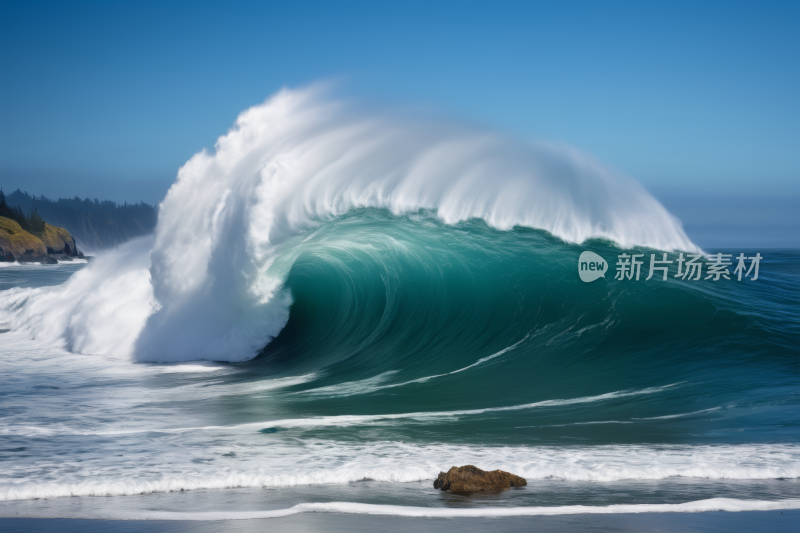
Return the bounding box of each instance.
[239,209,800,446]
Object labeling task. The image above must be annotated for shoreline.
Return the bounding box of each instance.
[2,510,798,533]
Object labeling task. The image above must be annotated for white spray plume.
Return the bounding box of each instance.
[0,237,156,359]
[0,85,698,362]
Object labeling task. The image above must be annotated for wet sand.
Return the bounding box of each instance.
[2,510,798,532]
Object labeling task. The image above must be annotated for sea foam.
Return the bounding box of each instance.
[131,498,800,520]
[2,442,799,502]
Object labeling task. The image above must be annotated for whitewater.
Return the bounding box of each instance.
[0,87,798,521]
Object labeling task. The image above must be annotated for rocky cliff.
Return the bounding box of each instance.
[40,222,78,255]
[0,216,79,262]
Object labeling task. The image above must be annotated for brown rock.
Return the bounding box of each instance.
[433,465,527,492]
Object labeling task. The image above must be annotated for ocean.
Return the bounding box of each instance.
[0,88,798,529]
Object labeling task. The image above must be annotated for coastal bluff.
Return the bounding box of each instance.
[433,465,527,492]
[0,216,80,263]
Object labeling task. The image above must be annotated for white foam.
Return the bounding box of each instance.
[0,259,89,268]
[0,382,673,438]
[0,382,676,437]
[0,237,157,359]
[634,407,722,420]
[523,407,724,428]
[155,363,228,373]
[213,382,682,431]
[2,441,799,502]
[370,334,532,391]
[0,371,322,438]
[132,498,800,520]
[4,496,800,520]
[297,370,399,397]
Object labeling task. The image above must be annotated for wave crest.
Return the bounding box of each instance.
[1,86,698,362]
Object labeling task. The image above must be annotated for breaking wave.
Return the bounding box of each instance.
[0,85,699,363]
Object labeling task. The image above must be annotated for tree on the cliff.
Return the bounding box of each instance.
[0,189,44,236]
[26,208,46,238]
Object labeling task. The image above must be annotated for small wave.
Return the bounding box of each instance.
[0,373,320,437]
[218,383,682,431]
[131,498,800,520]
[634,408,722,420]
[378,334,532,391]
[297,370,399,398]
[524,421,634,428]
[297,335,531,398]
[519,407,724,428]
[0,381,676,437]
[2,442,799,502]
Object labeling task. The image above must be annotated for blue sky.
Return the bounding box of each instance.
[1,0,798,246]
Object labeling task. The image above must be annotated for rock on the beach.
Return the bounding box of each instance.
[433,465,527,492]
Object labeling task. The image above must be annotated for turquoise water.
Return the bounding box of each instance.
[257,211,799,448]
[0,210,798,520]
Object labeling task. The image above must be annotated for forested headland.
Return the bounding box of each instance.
[1,189,158,250]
